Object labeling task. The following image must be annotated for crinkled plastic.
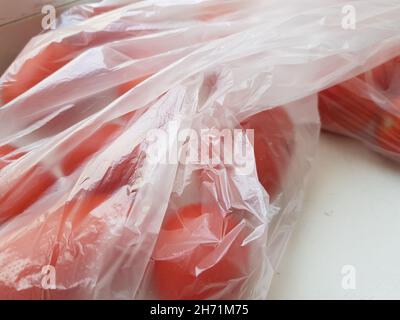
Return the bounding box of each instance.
[319,55,400,161]
[0,0,399,299]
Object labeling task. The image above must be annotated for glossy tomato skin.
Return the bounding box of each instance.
[152,204,253,300]
[240,106,294,201]
[0,194,108,299]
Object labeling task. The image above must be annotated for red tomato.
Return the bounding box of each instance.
[319,84,381,138]
[375,111,400,155]
[0,193,109,299]
[2,42,74,103]
[367,56,400,91]
[1,32,139,104]
[117,74,151,96]
[0,113,134,223]
[152,108,293,299]
[0,144,17,156]
[60,122,124,176]
[0,140,145,298]
[394,96,400,109]
[60,111,139,178]
[319,56,400,143]
[319,56,400,159]
[0,144,25,170]
[152,204,253,300]
[240,106,294,200]
[0,164,56,224]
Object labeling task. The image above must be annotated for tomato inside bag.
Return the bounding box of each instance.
[0,0,399,300]
[319,55,400,161]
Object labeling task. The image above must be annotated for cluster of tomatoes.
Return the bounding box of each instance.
[0,32,295,299]
[152,106,295,300]
[2,8,397,299]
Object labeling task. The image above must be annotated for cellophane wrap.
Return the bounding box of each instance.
[0,0,399,299]
[319,55,400,161]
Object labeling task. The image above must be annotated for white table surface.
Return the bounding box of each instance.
[267,132,400,299]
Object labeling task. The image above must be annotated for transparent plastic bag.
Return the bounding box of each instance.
[0,0,399,299]
[319,55,400,161]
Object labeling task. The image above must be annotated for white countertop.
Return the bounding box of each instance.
[268,132,400,300]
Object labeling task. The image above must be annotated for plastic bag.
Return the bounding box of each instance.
[0,0,399,299]
[319,55,400,161]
